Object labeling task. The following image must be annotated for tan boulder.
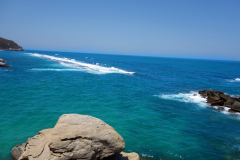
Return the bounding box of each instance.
[16,114,125,160]
[103,152,139,160]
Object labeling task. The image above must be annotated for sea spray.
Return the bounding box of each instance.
[27,53,135,75]
[155,91,207,107]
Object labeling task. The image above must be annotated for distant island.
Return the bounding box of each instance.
[0,37,24,51]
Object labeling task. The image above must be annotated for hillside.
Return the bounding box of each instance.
[0,37,24,51]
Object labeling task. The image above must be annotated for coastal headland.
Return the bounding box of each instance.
[12,114,139,160]
[0,37,24,67]
[0,37,24,51]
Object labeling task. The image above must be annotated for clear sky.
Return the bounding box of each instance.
[1,0,240,60]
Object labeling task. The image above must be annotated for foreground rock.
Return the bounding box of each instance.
[0,62,10,67]
[12,143,26,160]
[104,152,139,160]
[12,114,138,160]
[198,89,240,113]
[0,37,24,51]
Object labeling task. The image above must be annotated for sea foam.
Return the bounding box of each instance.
[27,53,135,75]
[155,91,207,107]
[155,91,240,118]
[227,78,240,82]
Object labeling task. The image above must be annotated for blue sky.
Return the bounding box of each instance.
[1,0,240,60]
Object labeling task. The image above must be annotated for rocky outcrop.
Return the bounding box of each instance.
[12,114,138,160]
[0,58,5,62]
[198,89,240,113]
[0,62,10,67]
[0,37,24,51]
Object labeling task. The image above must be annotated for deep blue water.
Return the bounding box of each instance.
[0,50,240,160]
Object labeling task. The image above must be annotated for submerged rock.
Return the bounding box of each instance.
[12,114,138,160]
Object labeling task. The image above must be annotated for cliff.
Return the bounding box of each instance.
[0,37,24,51]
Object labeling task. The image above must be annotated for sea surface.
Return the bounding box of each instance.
[0,50,240,160]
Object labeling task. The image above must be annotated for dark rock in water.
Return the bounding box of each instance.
[104,152,139,160]
[206,89,220,101]
[0,37,24,51]
[215,91,224,95]
[224,97,236,108]
[198,89,240,113]
[217,106,225,111]
[12,143,26,160]
[207,97,216,104]
[0,62,10,67]
[231,101,240,112]
[228,109,238,113]
[220,94,231,101]
[211,100,224,106]
[209,95,220,101]
[235,97,240,102]
[199,90,207,98]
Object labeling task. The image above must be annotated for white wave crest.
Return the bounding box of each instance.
[227,78,240,82]
[155,91,207,107]
[155,91,240,119]
[30,68,81,71]
[27,53,135,75]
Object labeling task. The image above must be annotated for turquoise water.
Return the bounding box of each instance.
[0,50,240,160]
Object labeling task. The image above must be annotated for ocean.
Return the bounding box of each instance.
[0,50,240,160]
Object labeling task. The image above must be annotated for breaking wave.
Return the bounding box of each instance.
[30,68,81,71]
[27,53,135,75]
[155,91,240,118]
[227,78,240,82]
[155,91,207,107]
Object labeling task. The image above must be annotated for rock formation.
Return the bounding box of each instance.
[12,114,139,160]
[0,62,10,67]
[0,58,5,62]
[0,37,24,51]
[198,89,240,113]
[0,58,10,67]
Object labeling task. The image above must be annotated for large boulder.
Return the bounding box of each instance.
[210,100,224,106]
[220,94,231,101]
[15,114,126,160]
[235,97,240,102]
[224,97,236,108]
[231,101,240,112]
